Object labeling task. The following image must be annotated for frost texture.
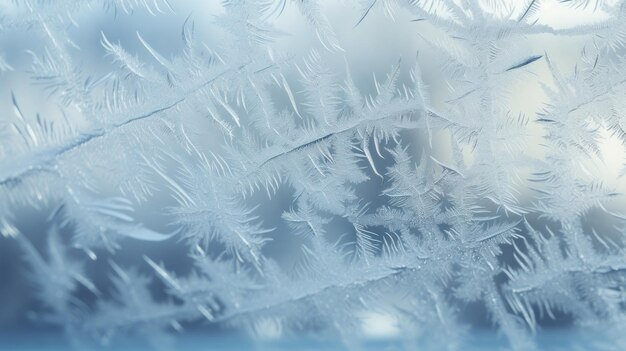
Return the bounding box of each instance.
[1,0,626,350]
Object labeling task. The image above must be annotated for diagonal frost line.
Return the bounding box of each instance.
[86,264,414,331]
[0,70,230,187]
[259,132,335,167]
[0,131,105,187]
[84,210,484,332]
[111,97,185,128]
[258,102,425,168]
[94,237,462,331]
[212,266,411,323]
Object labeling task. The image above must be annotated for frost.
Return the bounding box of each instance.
[0,53,11,72]
[1,0,626,350]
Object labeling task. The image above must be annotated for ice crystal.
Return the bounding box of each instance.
[1,1,626,350]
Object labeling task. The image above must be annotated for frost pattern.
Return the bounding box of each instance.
[1,0,626,350]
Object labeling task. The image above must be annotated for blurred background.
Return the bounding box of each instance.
[1,0,624,349]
